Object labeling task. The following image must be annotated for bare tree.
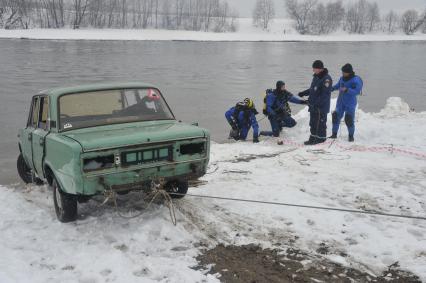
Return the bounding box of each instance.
[153,0,158,28]
[214,0,229,32]
[73,0,90,29]
[345,0,368,34]
[284,0,317,34]
[119,0,127,28]
[308,0,344,34]
[384,10,398,33]
[161,0,171,28]
[424,15,426,33]
[253,0,275,30]
[326,1,345,32]
[1,0,32,29]
[400,9,425,35]
[88,0,105,27]
[0,1,4,27]
[366,1,380,32]
[229,7,238,32]
[1,0,21,29]
[0,0,238,32]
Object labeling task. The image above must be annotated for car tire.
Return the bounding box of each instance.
[52,178,78,223]
[166,180,189,199]
[17,154,33,184]
[17,154,44,185]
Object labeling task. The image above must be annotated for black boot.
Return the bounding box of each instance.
[348,135,354,142]
[329,133,337,139]
[304,136,316,145]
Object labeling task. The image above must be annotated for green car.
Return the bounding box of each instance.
[17,82,210,222]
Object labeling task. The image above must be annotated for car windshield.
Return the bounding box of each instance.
[59,88,174,131]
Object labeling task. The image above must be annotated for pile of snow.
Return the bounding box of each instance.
[0,97,425,282]
[0,18,426,42]
[376,97,412,118]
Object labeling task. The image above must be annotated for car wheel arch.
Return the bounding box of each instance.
[44,164,55,186]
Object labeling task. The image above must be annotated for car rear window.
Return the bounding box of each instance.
[59,88,174,131]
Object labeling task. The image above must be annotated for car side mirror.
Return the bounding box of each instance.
[191,122,199,126]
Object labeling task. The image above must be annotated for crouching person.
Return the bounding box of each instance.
[225,98,260,143]
[330,63,364,142]
[260,80,308,137]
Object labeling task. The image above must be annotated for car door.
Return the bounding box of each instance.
[31,96,50,177]
[21,96,40,171]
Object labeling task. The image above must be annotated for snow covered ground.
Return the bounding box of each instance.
[1,18,426,42]
[0,97,425,282]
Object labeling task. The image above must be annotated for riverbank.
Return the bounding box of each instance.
[1,97,425,282]
[1,18,426,42]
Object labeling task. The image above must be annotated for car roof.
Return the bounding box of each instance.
[39,82,159,98]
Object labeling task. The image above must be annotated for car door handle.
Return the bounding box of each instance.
[39,138,45,146]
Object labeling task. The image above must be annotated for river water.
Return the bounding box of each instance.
[0,39,425,184]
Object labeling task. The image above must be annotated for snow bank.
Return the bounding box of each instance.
[376,97,412,118]
[198,97,426,279]
[0,97,425,282]
[0,186,219,283]
[1,19,426,42]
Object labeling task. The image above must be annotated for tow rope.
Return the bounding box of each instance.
[100,178,177,225]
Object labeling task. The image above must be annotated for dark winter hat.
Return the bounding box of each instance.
[341,63,354,74]
[312,60,324,69]
[276,80,285,89]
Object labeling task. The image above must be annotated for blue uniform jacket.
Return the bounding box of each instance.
[225,107,259,138]
[266,90,304,116]
[332,75,363,111]
[300,69,333,113]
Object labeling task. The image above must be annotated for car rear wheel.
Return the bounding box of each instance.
[166,180,189,199]
[17,154,44,185]
[52,178,78,223]
[17,154,33,184]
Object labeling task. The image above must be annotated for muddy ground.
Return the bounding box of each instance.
[196,244,421,283]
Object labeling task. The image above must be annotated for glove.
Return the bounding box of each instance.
[300,100,309,105]
[253,137,260,143]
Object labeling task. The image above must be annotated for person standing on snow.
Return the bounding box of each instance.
[225,98,260,143]
[329,63,363,142]
[260,80,308,137]
[298,60,333,145]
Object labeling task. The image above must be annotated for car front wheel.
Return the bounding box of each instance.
[52,178,77,223]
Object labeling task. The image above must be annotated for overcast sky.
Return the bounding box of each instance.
[230,0,426,18]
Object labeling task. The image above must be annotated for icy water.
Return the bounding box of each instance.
[0,39,425,184]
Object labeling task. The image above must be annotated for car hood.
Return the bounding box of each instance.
[63,121,207,152]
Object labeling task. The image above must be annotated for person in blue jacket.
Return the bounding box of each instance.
[225,98,260,143]
[330,64,363,142]
[260,80,308,137]
[298,60,333,145]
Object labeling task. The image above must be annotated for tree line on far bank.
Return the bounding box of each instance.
[1,0,425,35]
[0,0,238,32]
[253,0,426,35]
